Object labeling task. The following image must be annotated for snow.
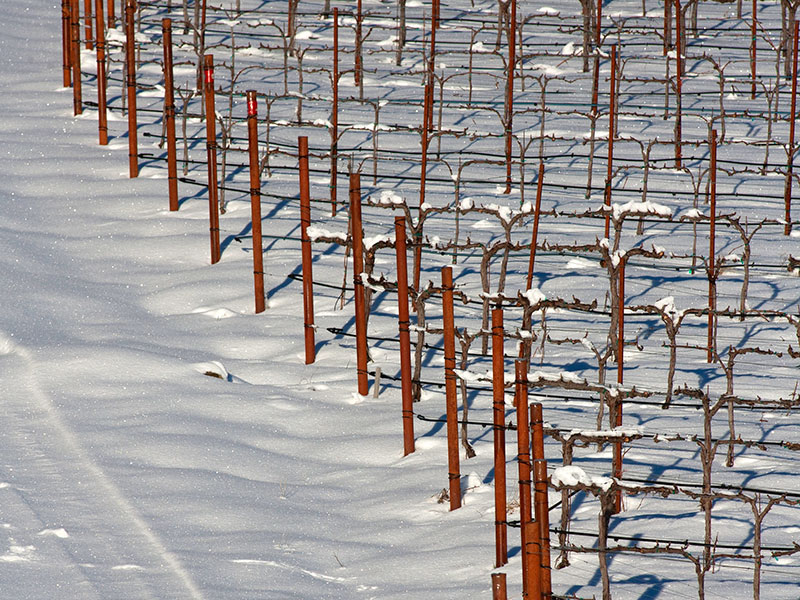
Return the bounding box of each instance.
[3,0,800,598]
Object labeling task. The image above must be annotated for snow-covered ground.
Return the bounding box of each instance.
[1,0,799,598]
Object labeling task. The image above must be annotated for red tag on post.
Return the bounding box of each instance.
[204,68,213,85]
[247,97,257,116]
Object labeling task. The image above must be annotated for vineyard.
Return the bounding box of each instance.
[46,0,800,597]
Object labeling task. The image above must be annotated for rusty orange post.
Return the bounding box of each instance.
[350,173,369,396]
[125,0,138,177]
[534,458,552,597]
[84,0,93,50]
[94,0,108,145]
[491,307,508,568]
[441,266,462,510]
[526,160,545,290]
[491,572,507,600]
[163,18,179,211]
[203,54,221,264]
[395,216,415,455]
[247,92,266,314]
[107,0,114,28]
[331,7,339,216]
[785,19,799,236]
[708,129,717,362]
[515,361,536,597]
[299,136,316,365]
[675,0,683,169]
[750,0,757,99]
[603,44,617,239]
[70,0,82,115]
[504,0,516,194]
[62,0,72,88]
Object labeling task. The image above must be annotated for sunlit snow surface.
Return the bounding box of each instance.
[1,0,799,598]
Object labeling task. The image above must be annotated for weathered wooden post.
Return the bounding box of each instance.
[492,307,508,567]
[299,136,316,364]
[203,54,221,264]
[394,216,414,455]
[95,0,108,145]
[350,173,369,395]
[163,18,179,211]
[441,266,462,510]
[125,0,139,177]
[248,91,266,314]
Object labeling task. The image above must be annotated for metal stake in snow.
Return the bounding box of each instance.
[83,0,93,50]
[441,266,462,510]
[784,19,799,236]
[491,572,507,600]
[530,403,551,596]
[203,54,221,264]
[94,0,108,145]
[62,0,72,88]
[708,129,717,363]
[674,0,683,169]
[125,0,138,177]
[394,216,414,455]
[247,91,266,314]
[106,0,114,28]
[162,18,179,211]
[514,361,537,598]
[350,172,369,395]
[526,160,545,290]
[70,0,82,115]
[533,458,552,596]
[603,44,617,239]
[299,136,316,365]
[491,307,508,567]
[750,0,757,99]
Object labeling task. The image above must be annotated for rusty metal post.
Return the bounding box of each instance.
[350,173,369,396]
[84,0,93,50]
[299,136,316,365]
[526,161,545,290]
[504,0,516,194]
[491,307,508,568]
[94,0,108,145]
[534,459,552,597]
[529,402,546,598]
[163,18,179,211]
[395,216,415,455]
[750,0,757,99]
[247,92,266,314]
[603,44,617,239]
[708,129,717,362]
[203,54,221,264]
[70,0,83,115]
[785,19,799,236]
[62,0,72,88]
[675,0,683,169]
[515,361,536,597]
[441,266,462,510]
[107,0,114,28]
[491,572,507,600]
[330,7,339,216]
[125,0,138,177]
